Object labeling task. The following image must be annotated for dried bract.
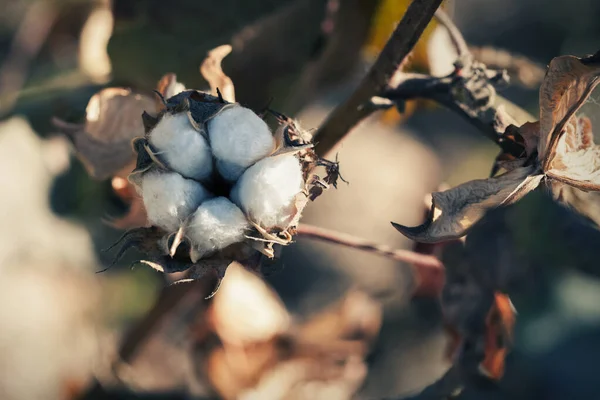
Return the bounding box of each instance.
[394,51,600,242]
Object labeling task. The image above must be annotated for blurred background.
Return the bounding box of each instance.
[1,0,600,399]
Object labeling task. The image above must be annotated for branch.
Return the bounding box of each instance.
[381,73,532,157]
[296,224,444,296]
[312,0,443,156]
[470,46,546,89]
[377,10,537,158]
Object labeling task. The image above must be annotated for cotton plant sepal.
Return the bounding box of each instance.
[231,155,304,230]
[142,170,212,232]
[148,113,213,181]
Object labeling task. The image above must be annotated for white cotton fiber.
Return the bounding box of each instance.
[142,171,212,232]
[187,197,249,257]
[231,155,304,229]
[208,106,275,180]
[148,113,213,181]
[215,159,247,182]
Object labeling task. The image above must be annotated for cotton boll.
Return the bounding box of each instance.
[231,155,304,229]
[148,113,213,181]
[208,106,275,178]
[142,171,212,232]
[187,197,249,257]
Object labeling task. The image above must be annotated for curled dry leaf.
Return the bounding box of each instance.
[441,217,520,382]
[479,292,515,379]
[207,262,290,346]
[394,50,600,243]
[392,166,540,243]
[200,44,235,103]
[54,88,156,180]
[546,115,600,190]
[538,53,600,162]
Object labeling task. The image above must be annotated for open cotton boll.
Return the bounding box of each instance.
[231,155,304,229]
[187,197,250,257]
[142,171,212,232]
[208,106,275,180]
[148,113,213,181]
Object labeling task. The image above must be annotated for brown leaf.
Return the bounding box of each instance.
[513,121,540,158]
[298,290,382,346]
[392,166,541,242]
[208,263,290,346]
[200,45,235,103]
[55,88,156,180]
[479,292,515,380]
[546,115,600,191]
[538,54,600,163]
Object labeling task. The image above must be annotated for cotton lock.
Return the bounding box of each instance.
[148,113,213,181]
[208,106,275,180]
[231,155,304,229]
[187,197,250,258]
[142,170,212,232]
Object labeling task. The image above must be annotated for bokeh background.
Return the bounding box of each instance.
[1,0,600,399]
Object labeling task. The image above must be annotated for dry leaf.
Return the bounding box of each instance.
[546,115,600,190]
[199,267,380,400]
[200,45,235,103]
[54,88,155,180]
[441,226,517,382]
[479,292,515,380]
[395,51,600,243]
[208,263,291,346]
[392,166,541,242]
[538,54,600,162]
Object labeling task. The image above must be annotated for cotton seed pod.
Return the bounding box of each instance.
[142,170,212,232]
[187,197,250,260]
[208,105,275,181]
[105,87,342,292]
[231,154,304,230]
[148,113,213,181]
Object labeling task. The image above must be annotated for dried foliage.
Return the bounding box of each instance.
[392,47,600,244]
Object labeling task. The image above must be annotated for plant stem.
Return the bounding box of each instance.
[296,224,445,296]
[313,0,443,156]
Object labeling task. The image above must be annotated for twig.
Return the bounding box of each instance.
[312,0,443,156]
[382,73,531,157]
[296,224,443,268]
[296,224,444,296]
[470,46,546,89]
[378,10,536,158]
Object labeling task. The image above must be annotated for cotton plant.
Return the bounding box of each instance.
[104,85,337,294]
[54,44,340,294]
